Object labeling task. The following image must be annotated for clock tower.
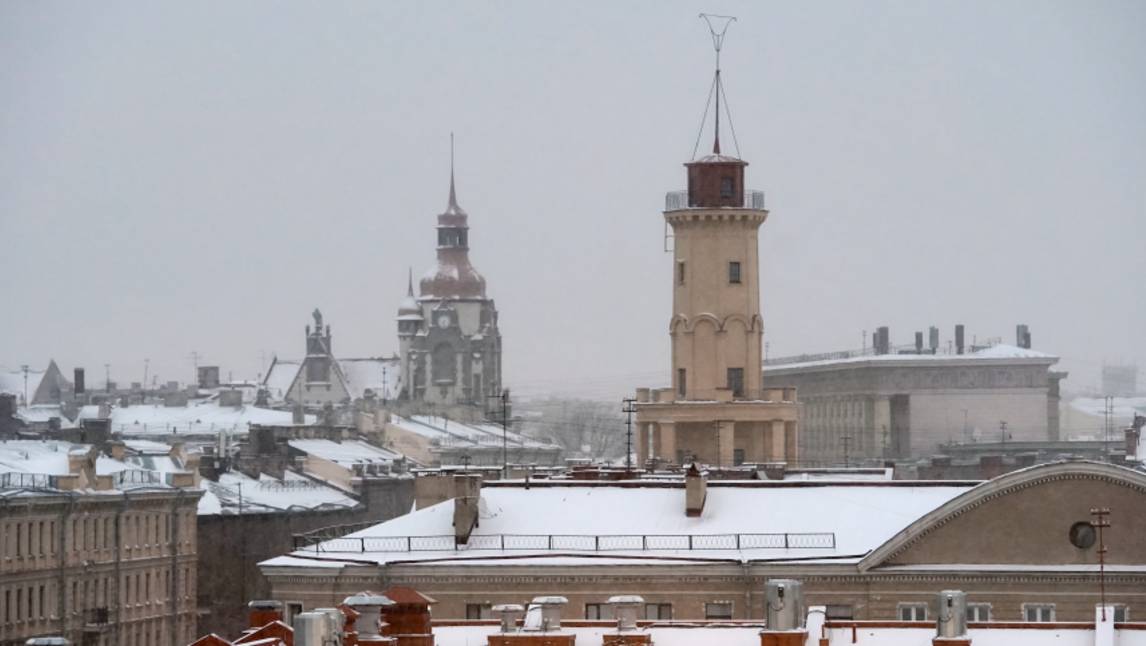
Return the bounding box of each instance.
[396,141,502,410]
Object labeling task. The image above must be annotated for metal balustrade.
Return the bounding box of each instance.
[295,531,836,553]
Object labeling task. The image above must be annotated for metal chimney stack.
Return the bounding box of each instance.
[764,579,805,630]
[608,595,645,632]
[1016,324,1031,349]
[293,611,337,646]
[493,604,525,633]
[915,332,924,353]
[929,326,939,353]
[955,325,965,355]
[936,590,968,638]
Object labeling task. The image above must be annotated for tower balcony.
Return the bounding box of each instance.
[665,189,765,211]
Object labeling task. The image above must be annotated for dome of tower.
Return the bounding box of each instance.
[420,262,487,299]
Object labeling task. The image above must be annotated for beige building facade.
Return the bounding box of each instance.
[0,482,201,646]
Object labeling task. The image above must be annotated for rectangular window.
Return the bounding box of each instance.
[585,603,612,620]
[727,367,744,397]
[705,602,733,620]
[732,448,745,466]
[728,261,741,284]
[1113,606,1128,622]
[720,176,734,198]
[677,261,686,285]
[645,603,672,620]
[677,369,686,397]
[466,603,492,620]
[1023,604,1055,622]
[967,603,991,622]
[825,604,854,620]
[898,603,927,621]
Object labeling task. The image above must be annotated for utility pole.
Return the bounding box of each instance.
[1103,396,1114,462]
[1091,507,1111,621]
[188,350,201,384]
[841,435,852,468]
[142,359,150,393]
[487,389,510,478]
[382,365,388,406]
[622,398,637,473]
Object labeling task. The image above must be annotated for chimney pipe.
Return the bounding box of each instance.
[936,590,968,638]
[608,595,645,632]
[955,325,965,355]
[915,332,923,353]
[929,326,939,353]
[764,579,805,630]
[525,596,568,632]
[342,592,395,639]
[685,463,707,517]
[493,604,525,633]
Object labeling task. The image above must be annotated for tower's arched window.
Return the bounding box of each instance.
[720,176,734,198]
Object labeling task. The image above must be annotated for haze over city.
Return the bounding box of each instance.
[2,1,1143,398]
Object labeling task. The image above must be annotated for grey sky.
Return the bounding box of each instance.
[2,1,1143,399]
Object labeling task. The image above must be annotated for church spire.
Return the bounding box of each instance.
[406,267,415,297]
[447,132,460,212]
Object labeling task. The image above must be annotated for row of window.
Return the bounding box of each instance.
[896,602,1129,623]
[1,512,190,560]
[675,261,742,286]
[466,601,1130,623]
[0,566,193,625]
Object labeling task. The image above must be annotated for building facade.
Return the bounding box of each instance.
[260,462,1146,624]
[762,340,1065,464]
[0,445,201,646]
[397,162,502,409]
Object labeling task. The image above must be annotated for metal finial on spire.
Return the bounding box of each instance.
[407,267,414,297]
[448,132,459,210]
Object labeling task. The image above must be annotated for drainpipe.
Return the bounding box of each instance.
[168,488,184,646]
[57,492,76,639]
[114,492,128,645]
[742,562,752,620]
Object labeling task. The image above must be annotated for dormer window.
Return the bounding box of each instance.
[720,176,734,198]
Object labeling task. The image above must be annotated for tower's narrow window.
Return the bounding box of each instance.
[727,368,744,397]
[728,261,741,284]
[677,261,686,285]
[677,368,687,397]
[720,176,734,198]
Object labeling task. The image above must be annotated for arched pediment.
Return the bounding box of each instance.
[858,461,1146,572]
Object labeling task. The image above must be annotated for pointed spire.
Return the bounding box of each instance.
[447,132,459,210]
[406,267,414,297]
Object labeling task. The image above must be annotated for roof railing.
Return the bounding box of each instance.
[298,531,836,553]
[665,190,765,211]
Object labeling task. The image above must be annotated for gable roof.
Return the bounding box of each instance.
[857,460,1146,572]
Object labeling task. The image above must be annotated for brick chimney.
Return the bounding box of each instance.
[1126,427,1141,461]
[380,586,436,646]
[247,600,283,628]
[685,463,707,517]
[452,474,481,545]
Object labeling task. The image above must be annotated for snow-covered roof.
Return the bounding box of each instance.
[16,405,74,425]
[198,470,358,516]
[262,359,300,401]
[765,343,1058,372]
[289,439,403,467]
[337,357,401,401]
[265,482,969,568]
[100,402,309,436]
[1069,396,1146,420]
[431,622,1135,646]
[389,415,558,449]
[0,368,46,404]
[0,440,79,475]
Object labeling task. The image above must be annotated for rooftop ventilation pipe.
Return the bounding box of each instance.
[936,590,968,639]
[764,579,805,631]
[343,592,395,639]
[493,604,525,633]
[524,596,568,632]
[293,611,338,646]
[608,595,645,632]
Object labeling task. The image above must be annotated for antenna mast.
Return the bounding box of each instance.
[693,13,740,159]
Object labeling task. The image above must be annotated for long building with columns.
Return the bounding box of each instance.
[633,69,798,468]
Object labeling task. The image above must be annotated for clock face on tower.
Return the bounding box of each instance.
[436,314,451,329]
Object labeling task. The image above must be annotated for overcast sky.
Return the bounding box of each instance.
[2,1,1143,399]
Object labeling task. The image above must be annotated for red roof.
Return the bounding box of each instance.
[384,585,437,605]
